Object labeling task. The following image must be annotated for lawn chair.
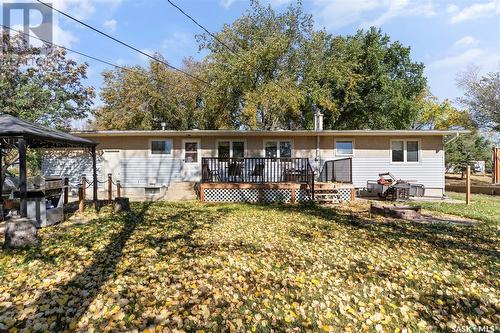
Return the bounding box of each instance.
[228,161,243,181]
[202,163,219,182]
[250,162,265,181]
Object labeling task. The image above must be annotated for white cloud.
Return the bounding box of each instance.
[314,0,435,30]
[429,48,485,70]
[52,23,78,47]
[448,1,500,24]
[454,36,479,49]
[103,19,117,32]
[51,0,123,20]
[219,0,235,9]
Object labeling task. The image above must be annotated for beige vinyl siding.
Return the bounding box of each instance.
[349,136,444,194]
[43,133,446,196]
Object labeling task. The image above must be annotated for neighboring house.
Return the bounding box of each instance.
[42,126,467,202]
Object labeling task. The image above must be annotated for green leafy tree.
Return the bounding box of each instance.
[94,56,206,130]
[0,32,95,129]
[413,91,473,130]
[457,66,500,131]
[94,1,426,131]
[326,28,427,129]
[446,133,493,177]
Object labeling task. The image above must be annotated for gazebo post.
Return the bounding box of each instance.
[91,146,98,210]
[18,138,27,217]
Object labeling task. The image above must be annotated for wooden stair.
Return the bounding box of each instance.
[311,182,354,204]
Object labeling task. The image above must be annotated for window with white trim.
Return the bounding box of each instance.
[391,140,420,163]
[335,140,354,156]
[265,140,292,158]
[151,140,172,155]
[218,141,245,159]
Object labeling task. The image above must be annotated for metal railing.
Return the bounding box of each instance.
[318,158,352,183]
[202,157,314,184]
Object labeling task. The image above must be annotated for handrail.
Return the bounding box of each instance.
[201,157,311,183]
[318,157,352,183]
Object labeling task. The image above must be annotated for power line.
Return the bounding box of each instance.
[166,0,239,57]
[1,24,135,73]
[35,0,211,86]
[165,0,296,94]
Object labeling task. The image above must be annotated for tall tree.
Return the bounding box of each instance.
[412,91,473,130]
[326,28,427,130]
[457,66,500,131]
[0,32,95,129]
[94,56,206,130]
[198,1,316,130]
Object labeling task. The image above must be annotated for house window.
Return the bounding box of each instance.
[407,141,419,162]
[336,140,354,156]
[184,141,198,163]
[391,140,404,162]
[218,141,245,159]
[391,140,420,163]
[151,140,172,155]
[265,140,292,158]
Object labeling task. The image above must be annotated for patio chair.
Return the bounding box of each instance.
[250,162,265,181]
[202,163,219,182]
[228,161,243,180]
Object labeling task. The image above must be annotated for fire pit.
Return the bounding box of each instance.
[370,203,421,220]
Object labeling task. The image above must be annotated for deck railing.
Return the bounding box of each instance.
[318,158,352,183]
[202,157,314,188]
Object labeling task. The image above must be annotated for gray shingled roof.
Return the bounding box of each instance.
[0,114,96,148]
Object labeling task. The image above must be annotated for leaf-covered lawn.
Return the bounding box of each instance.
[415,192,500,225]
[0,202,498,332]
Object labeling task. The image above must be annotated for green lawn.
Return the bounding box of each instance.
[0,202,498,332]
[416,192,500,225]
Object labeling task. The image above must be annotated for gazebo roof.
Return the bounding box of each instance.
[0,114,96,148]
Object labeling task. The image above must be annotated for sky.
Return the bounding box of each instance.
[1,0,500,128]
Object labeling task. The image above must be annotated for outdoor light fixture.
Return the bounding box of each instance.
[161,122,166,130]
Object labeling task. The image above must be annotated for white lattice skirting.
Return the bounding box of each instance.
[337,188,352,202]
[204,188,259,202]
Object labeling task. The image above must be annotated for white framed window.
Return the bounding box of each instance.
[335,139,354,156]
[217,140,245,159]
[391,139,420,163]
[183,140,199,163]
[264,140,293,158]
[150,139,173,155]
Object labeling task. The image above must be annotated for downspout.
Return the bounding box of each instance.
[314,109,323,175]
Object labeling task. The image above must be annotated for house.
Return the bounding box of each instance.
[42,122,466,203]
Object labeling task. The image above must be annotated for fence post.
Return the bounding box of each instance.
[63,177,69,204]
[78,184,84,213]
[82,174,86,200]
[116,180,121,198]
[108,173,112,202]
[466,165,471,205]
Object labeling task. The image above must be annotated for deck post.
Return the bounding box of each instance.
[78,184,84,213]
[107,173,112,202]
[466,165,471,205]
[291,187,296,204]
[63,177,69,204]
[82,174,86,201]
[200,184,205,203]
[91,146,98,210]
[116,180,121,198]
[18,138,27,217]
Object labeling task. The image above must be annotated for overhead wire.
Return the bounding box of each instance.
[35,0,211,86]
